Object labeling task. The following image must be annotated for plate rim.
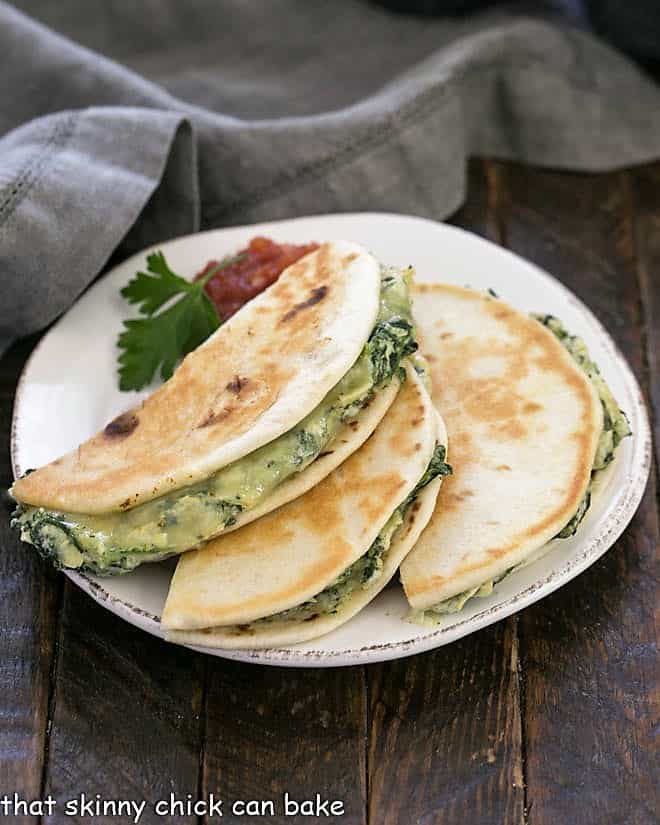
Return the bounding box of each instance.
[10,211,652,667]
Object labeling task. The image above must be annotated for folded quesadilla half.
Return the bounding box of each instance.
[400,284,630,620]
[162,361,451,648]
[12,242,419,575]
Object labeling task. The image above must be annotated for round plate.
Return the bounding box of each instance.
[11,213,651,667]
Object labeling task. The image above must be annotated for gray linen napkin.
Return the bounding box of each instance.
[2,0,660,354]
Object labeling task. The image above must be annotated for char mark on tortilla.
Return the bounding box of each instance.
[226,375,249,394]
[280,286,329,323]
[198,408,233,428]
[104,412,139,439]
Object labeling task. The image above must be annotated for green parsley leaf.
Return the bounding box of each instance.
[117,252,240,391]
[121,251,193,315]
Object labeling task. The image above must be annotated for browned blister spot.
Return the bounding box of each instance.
[433,431,475,506]
[271,283,294,305]
[356,473,407,524]
[439,487,475,512]
[294,473,345,539]
[104,411,139,439]
[493,418,526,440]
[226,375,249,394]
[280,285,329,324]
[486,542,518,559]
[198,407,233,428]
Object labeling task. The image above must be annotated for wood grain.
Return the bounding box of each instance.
[202,660,367,825]
[42,586,205,824]
[629,162,660,473]
[367,159,525,825]
[497,162,660,825]
[0,337,60,825]
[368,620,524,825]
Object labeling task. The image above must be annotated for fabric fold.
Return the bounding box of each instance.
[1,0,660,352]
[0,107,196,353]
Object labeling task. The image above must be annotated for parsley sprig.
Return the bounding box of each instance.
[117,251,239,391]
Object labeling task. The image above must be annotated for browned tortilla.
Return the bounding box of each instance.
[12,241,381,514]
[401,284,602,609]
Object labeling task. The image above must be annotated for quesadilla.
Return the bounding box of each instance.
[400,284,630,620]
[162,361,451,648]
[11,242,419,575]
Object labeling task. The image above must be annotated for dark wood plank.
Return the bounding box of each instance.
[367,159,525,825]
[202,660,367,825]
[497,162,660,825]
[450,158,507,244]
[43,586,205,825]
[368,621,524,825]
[629,162,660,473]
[0,336,61,825]
[520,482,659,825]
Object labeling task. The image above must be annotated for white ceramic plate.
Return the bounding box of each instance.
[11,213,650,667]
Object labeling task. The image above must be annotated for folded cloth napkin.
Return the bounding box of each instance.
[2,0,660,354]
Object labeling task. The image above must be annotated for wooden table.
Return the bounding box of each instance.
[1,160,658,825]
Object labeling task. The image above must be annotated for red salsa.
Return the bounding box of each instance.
[195,236,319,320]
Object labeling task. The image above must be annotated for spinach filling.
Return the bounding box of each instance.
[13,266,418,576]
[415,313,630,620]
[535,315,631,538]
[233,445,452,629]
